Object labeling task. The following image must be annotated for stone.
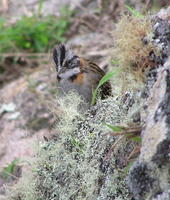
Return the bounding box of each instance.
[128,6,170,200]
[128,57,170,200]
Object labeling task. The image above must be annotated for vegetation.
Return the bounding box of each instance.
[7,92,136,200]
[0,7,72,53]
[2,2,166,200]
[104,123,141,142]
[91,69,119,105]
[112,12,159,84]
[1,159,19,179]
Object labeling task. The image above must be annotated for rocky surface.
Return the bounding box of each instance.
[0,66,56,196]
[128,7,170,200]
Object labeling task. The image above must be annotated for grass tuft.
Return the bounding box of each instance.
[125,5,144,18]
[112,14,159,87]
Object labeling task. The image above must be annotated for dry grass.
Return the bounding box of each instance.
[113,14,159,83]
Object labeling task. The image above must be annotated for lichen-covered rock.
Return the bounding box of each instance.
[128,57,170,200]
[128,7,170,199]
[128,7,170,200]
[34,94,136,200]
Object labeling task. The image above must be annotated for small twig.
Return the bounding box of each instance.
[77,4,99,21]
[127,145,141,161]
[145,0,152,9]
[79,19,97,31]
[97,0,103,9]
[0,53,48,58]
[109,126,141,137]
[104,135,124,161]
[103,125,141,161]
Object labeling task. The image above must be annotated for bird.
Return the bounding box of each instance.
[53,44,112,104]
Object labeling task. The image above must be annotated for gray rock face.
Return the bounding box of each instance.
[128,7,170,200]
[128,58,170,200]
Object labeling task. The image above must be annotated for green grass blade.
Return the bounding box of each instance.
[103,123,124,132]
[125,5,144,18]
[91,69,119,105]
[97,71,116,88]
[1,159,19,178]
[130,136,142,142]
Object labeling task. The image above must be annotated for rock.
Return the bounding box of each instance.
[128,57,170,200]
[156,6,170,20]
[128,6,170,198]
[0,67,55,168]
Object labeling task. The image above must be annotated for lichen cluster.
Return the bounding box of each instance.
[35,93,136,200]
[7,91,141,200]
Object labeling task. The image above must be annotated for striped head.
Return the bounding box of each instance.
[53,44,81,81]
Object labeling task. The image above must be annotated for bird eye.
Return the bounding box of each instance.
[57,74,61,81]
[69,74,77,81]
[67,60,74,68]
[67,60,71,65]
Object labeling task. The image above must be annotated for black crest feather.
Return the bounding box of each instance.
[53,44,66,71]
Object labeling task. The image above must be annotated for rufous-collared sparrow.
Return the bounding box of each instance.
[53,44,111,103]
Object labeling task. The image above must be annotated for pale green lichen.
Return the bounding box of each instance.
[7,91,141,200]
[6,170,38,200]
[34,92,138,200]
